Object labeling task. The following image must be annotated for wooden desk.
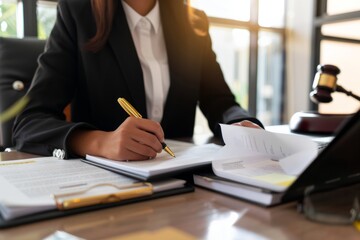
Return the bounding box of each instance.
[0,145,358,240]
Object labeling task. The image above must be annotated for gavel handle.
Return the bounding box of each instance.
[336,85,360,102]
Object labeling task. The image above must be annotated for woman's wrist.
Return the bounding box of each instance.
[68,129,106,157]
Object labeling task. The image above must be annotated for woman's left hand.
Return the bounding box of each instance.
[232,120,263,129]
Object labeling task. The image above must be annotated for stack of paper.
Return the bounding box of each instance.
[194,124,320,206]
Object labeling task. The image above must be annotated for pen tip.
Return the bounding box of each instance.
[163,146,175,157]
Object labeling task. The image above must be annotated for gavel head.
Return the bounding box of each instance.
[310,64,341,103]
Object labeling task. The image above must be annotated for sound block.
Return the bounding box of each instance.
[289,111,354,134]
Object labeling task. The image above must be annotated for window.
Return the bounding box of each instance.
[37,1,57,39]
[0,0,20,37]
[191,0,286,132]
[191,0,251,22]
[311,0,360,114]
[0,0,57,39]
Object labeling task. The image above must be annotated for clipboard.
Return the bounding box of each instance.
[53,182,154,210]
[0,183,194,228]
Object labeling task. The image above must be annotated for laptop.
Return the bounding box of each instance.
[282,109,360,202]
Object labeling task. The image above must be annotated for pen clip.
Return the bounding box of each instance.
[52,182,153,210]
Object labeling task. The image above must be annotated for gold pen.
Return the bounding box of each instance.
[117,97,176,158]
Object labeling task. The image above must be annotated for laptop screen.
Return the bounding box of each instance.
[284,109,360,201]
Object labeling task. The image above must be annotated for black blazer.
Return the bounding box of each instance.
[13,0,262,157]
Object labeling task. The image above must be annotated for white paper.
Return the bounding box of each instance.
[212,125,318,192]
[86,140,222,178]
[0,157,185,220]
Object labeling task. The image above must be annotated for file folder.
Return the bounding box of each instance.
[0,156,194,228]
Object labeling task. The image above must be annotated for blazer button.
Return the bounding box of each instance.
[12,80,25,91]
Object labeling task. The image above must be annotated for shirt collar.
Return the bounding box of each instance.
[122,0,160,33]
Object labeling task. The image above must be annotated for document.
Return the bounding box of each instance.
[194,125,325,206]
[84,140,222,180]
[0,157,186,221]
[211,124,319,192]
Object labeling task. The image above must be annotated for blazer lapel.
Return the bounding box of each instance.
[108,3,147,117]
[159,0,189,78]
[159,0,196,124]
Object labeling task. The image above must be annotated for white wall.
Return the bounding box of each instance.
[284,0,314,121]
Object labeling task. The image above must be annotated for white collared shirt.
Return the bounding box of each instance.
[122,0,170,122]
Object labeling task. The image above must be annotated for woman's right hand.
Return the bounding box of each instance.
[68,117,165,161]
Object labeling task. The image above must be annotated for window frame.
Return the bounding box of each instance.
[206,0,286,121]
[21,0,57,37]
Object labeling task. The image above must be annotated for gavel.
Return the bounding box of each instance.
[310,64,360,103]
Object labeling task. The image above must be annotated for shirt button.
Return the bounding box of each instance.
[139,19,146,27]
[140,19,151,30]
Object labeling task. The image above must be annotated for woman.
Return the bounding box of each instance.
[13,0,263,161]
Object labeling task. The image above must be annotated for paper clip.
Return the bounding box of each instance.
[52,182,153,210]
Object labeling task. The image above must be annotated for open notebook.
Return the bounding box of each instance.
[84,140,221,180]
[194,109,360,206]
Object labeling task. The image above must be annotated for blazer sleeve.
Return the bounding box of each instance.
[13,0,95,158]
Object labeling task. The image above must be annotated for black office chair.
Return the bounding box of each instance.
[0,37,46,150]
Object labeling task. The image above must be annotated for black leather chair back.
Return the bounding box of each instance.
[0,37,46,150]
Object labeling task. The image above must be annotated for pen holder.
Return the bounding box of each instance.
[299,183,360,225]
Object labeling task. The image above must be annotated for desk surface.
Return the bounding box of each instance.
[0,137,358,240]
